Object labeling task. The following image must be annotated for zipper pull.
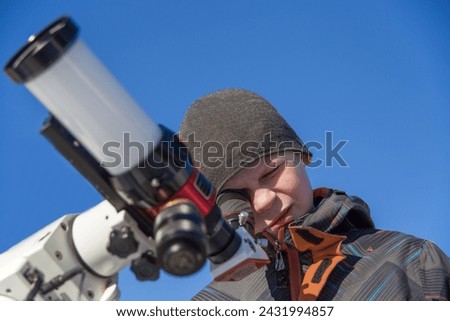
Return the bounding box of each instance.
[274,239,285,271]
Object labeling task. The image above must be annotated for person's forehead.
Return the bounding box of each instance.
[222,153,289,189]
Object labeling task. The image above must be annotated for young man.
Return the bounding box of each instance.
[179,89,449,300]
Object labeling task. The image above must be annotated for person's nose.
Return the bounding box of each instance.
[252,188,277,214]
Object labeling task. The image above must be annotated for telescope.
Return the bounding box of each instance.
[0,16,269,300]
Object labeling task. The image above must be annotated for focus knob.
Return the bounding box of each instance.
[107,226,139,258]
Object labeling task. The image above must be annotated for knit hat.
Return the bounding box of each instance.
[179,89,311,191]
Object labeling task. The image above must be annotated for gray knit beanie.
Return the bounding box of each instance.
[179,89,311,191]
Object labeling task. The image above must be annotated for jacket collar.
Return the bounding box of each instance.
[291,187,375,234]
[286,188,374,300]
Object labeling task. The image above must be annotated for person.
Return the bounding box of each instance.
[179,88,449,301]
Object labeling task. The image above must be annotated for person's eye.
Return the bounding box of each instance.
[261,163,283,180]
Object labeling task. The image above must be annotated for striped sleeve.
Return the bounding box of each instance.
[418,240,450,300]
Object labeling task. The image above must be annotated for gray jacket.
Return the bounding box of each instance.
[193,188,450,300]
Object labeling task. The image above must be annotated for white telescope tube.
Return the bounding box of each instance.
[5,17,162,176]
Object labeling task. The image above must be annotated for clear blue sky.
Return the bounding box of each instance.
[0,1,449,300]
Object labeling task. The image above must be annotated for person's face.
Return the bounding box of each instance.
[221,151,313,238]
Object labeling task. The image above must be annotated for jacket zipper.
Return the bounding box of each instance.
[262,229,302,300]
[274,239,286,271]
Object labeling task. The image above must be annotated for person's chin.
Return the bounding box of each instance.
[266,207,294,235]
